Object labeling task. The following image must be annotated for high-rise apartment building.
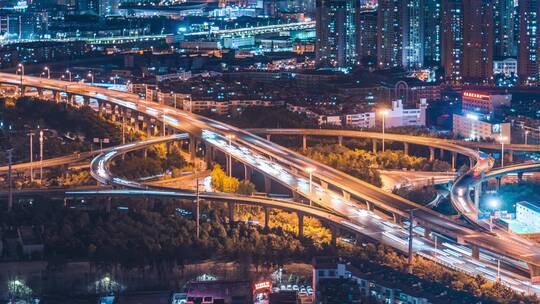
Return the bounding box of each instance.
[401,0,425,68]
[377,0,402,68]
[315,0,359,68]
[518,0,539,85]
[358,8,378,65]
[423,0,441,66]
[441,0,463,83]
[462,0,493,83]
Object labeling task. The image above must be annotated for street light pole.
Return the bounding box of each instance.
[499,136,507,167]
[44,66,50,79]
[18,63,24,85]
[525,130,529,145]
[379,110,389,153]
[226,134,235,177]
[39,130,44,182]
[66,69,72,82]
[7,149,13,211]
[196,178,200,238]
[407,209,414,274]
[28,132,34,182]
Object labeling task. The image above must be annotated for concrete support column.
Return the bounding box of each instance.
[228,202,235,224]
[189,135,196,162]
[331,225,338,247]
[366,201,372,211]
[37,88,44,99]
[146,121,152,137]
[474,184,482,216]
[471,245,480,260]
[495,177,502,191]
[244,164,252,181]
[429,147,435,162]
[403,142,409,156]
[53,91,60,103]
[264,175,271,193]
[19,85,26,96]
[451,152,457,171]
[469,157,475,169]
[264,207,270,229]
[266,134,271,141]
[372,139,377,154]
[143,148,148,159]
[424,228,432,239]
[83,96,90,107]
[508,150,514,163]
[439,148,444,159]
[338,136,343,146]
[298,213,304,238]
[302,135,307,151]
[204,144,214,165]
[67,93,74,105]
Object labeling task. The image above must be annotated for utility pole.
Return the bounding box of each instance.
[28,132,34,182]
[39,130,44,182]
[196,178,200,238]
[7,149,13,211]
[407,209,414,274]
[122,115,126,145]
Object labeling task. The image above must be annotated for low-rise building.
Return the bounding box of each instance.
[462,91,512,114]
[344,112,376,128]
[493,58,518,77]
[452,113,511,143]
[383,99,427,128]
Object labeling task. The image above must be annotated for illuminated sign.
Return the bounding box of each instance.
[463,92,490,99]
[254,281,272,291]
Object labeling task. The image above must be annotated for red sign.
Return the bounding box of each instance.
[254,281,272,291]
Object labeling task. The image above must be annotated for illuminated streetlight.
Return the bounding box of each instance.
[525,130,530,145]
[487,198,501,232]
[17,63,24,86]
[66,69,72,82]
[44,66,50,79]
[379,109,389,152]
[87,72,94,85]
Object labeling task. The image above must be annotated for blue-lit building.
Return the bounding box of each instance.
[518,0,540,85]
[315,0,359,68]
[401,0,425,68]
[441,0,463,84]
[423,0,441,66]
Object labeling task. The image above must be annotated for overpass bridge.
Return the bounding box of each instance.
[2,72,540,284]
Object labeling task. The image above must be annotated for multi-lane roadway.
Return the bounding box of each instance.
[2,72,540,289]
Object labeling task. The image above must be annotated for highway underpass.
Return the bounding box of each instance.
[3,72,540,287]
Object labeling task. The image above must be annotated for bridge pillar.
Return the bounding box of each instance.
[204,144,213,164]
[67,93,74,105]
[338,136,343,146]
[495,177,502,191]
[266,134,271,141]
[19,85,26,96]
[331,225,338,247]
[474,183,482,216]
[264,175,271,193]
[53,91,61,103]
[366,201,372,211]
[143,148,148,159]
[244,164,252,181]
[146,121,152,137]
[440,148,444,159]
[393,213,402,224]
[37,88,44,99]
[429,147,435,162]
[302,135,307,151]
[83,96,90,107]
[528,263,540,283]
[342,190,350,201]
[403,142,409,156]
[264,207,270,229]
[471,245,480,260]
[298,213,304,238]
[469,157,474,169]
[189,135,197,162]
[518,172,523,182]
[508,150,514,163]
[372,139,377,154]
[424,227,432,239]
[451,152,457,171]
[228,202,235,224]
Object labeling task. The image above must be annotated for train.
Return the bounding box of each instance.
[472,151,495,177]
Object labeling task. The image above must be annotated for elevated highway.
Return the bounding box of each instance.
[3,72,540,282]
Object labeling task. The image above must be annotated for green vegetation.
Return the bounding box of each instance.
[210,164,256,195]
[112,144,190,179]
[301,144,451,187]
[0,97,124,163]
[1,198,535,303]
[392,185,438,205]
